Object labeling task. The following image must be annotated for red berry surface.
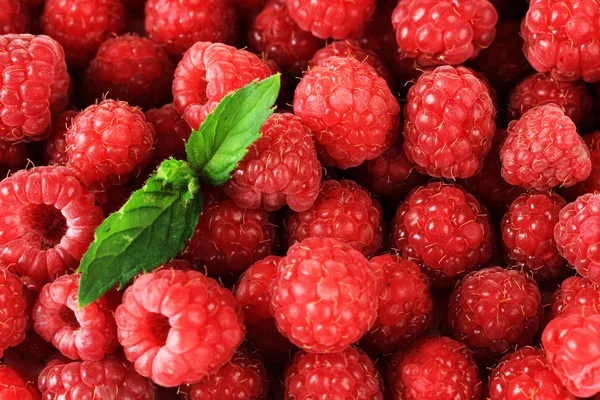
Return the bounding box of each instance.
[233,0,265,12]
[44,111,78,166]
[145,103,191,165]
[0,365,39,400]
[0,267,27,358]
[0,140,30,178]
[565,131,600,199]
[270,237,378,353]
[550,276,600,319]
[0,0,29,35]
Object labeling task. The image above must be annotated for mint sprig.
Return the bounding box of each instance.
[78,74,281,307]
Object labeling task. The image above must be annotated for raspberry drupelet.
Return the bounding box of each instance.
[116,265,246,387]
[564,131,600,199]
[550,276,600,319]
[172,42,272,130]
[0,365,39,400]
[293,56,400,169]
[145,103,191,166]
[0,34,70,143]
[0,140,31,178]
[270,237,379,353]
[0,267,28,358]
[0,166,104,288]
[0,0,30,35]
[392,182,494,287]
[44,110,78,166]
[285,180,384,258]
[403,65,496,179]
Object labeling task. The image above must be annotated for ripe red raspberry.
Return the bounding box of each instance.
[32,274,118,361]
[357,0,397,60]
[0,141,31,178]
[65,99,155,190]
[387,336,482,400]
[0,34,70,142]
[145,0,238,56]
[173,42,272,130]
[145,103,191,166]
[293,56,400,169]
[488,347,575,400]
[179,352,269,399]
[84,34,174,109]
[270,237,378,353]
[360,255,433,355]
[392,0,498,66]
[0,0,29,35]
[116,266,245,387]
[38,356,155,399]
[501,192,568,281]
[500,104,591,190]
[0,366,39,400]
[392,182,493,287]
[284,347,383,399]
[564,131,600,200]
[0,166,103,288]
[286,180,384,257]
[41,0,125,68]
[0,267,28,358]
[550,276,600,320]
[542,308,600,397]
[403,65,496,179]
[44,110,78,166]
[448,267,544,364]
[285,0,376,40]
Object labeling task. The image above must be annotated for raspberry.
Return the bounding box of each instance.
[286,180,384,257]
[0,34,70,142]
[84,34,174,109]
[550,276,600,320]
[0,141,31,178]
[500,104,591,190]
[293,56,400,169]
[32,274,118,361]
[555,193,600,285]
[522,0,600,82]
[391,0,498,66]
[41,0,125,68]
[116,266,245,387]
[145,0,238,56]
[501,192,568,281]
[249,0,323,77]
[357,0,398,63]
[284,347,383,399]
[392,182,494,287]
[3,330,59,387]
[360,255,433,355]
[233,0,265,11]
[179,352,270,399]
[542,309,600,397]
[0,267,28,358]
[234,256,295,362]
[65,99,155,190]
[403,65,496,179]
[0,366,39,400]
[38,356,155,399]
[488,347,575,400]
[508,73,593,125]
[448,267,544,364]
[0,0,29,35]
[270,237,378,353]
[43,110,78,166]
[173,42,272,130]
[0,166,104,288]
[564,131,600,199]
[387,336,482,400]
[285,0,376,40]
[145,103,191,166]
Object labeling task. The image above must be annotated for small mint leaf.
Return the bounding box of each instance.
[77,160,202,308]
[185,74,281,186]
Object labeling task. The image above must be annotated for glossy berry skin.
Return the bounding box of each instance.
[0,0,29,35]
[488,347,575,400]
[270,237,378,353]
[551,276,600,319]
[500,104,591,190]
[44,111,78,166]
[286,180,384,258]
[65,99,155,190]
[284,347,383,399]
[32,274,118,361]
[565,131,600,199]
[223,113,322,212]
[360,255,433,355]
[116,267,245,387]
[508,73,593,125]
[0,141,31,178]
[403,65,496,179]
[392,0,498,66]
[387,336,481,400]
[293,56,400,169]
[448,268,544,364]
[285,0,376,40]
[38,356,155,399]
[145,103,191,165]
[173,42,272,130]
[0,167,104,288]
[0,366,39,400]
[393,182,493,287]
[84,35,174,109]
[0,34,70,143]
[501,192,568,281]
[41,0,125,68]
[522,0,600,82]
[542,309,600,397]
[0,267,27,358]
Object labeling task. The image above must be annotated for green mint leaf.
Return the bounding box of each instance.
[77,159,203,308]
[186,73,281,186]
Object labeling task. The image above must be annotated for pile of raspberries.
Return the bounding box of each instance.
[3,0,600,399]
